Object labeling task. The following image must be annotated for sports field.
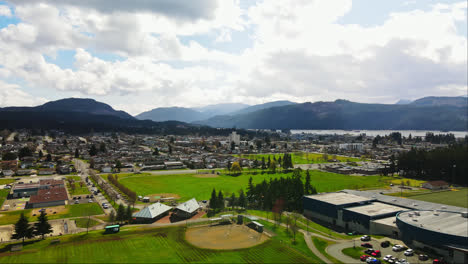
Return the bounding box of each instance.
[235,152,362,164]
[118,171,392,201]
[0,203,104,225]
[405,188,468,208]
[0,225,319,263]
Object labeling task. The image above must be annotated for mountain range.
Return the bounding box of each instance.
[0,96,466,132]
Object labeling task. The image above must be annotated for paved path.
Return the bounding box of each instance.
[327,240,360,264]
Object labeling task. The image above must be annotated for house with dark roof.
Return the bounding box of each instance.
[422,180,449,190]
[27,186,68,208]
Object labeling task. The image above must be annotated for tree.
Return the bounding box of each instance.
[38,150,43,159]
[231,141,236,151]
[269,159,277,173]
[46,153,52,162]
[99,142,107,153]
[11,213,34,243]
[34,211,53,239]
[209,188,218,209]
[18,147,32,159]
[230,162,242,174]
[218,191,225,210]
[255,140,262,150]
[89,145,98,156]
[74,148,80,158]
[116,204,126,223]
[304,170,311,194]
[238,190,246,208]
[89,158,95,169]
[229,193,237,208]
[261,157,266,170]
[2,152,17,161]
[108,210,116,224]
[291,213,300,243]
[153,147,159,156]
[126,205,133,223]
[115,160,122,172]
[168,144,172,154]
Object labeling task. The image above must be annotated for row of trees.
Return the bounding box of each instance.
[12,212,52,243]
[397,143,467,185]
[209,188,247,211]
[246,169,317,212]
[107,174,137,204]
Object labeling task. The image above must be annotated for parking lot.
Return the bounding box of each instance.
[356,237,434,264]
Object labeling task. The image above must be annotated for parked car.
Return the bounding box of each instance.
[78,196,81,199]
[361,243,373,248]
[86,195,89,198]
[381,241,390,248]
[74,200,79,204]
[404,249,414,256]
[348,231,358,235]
[103,204,109,209]
[90,195,94,198]
[88,199,93,203]
[392,245,405,252]
[360,255,370,261]
[365,248,375,255]
[366,257,381,264]
[383,255,393,262]
[371,250,381,257]
[361,235,371,241]
[73,197,77,200]
[419,255,429,261]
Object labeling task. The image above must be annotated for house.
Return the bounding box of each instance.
[16,169,37,176]
[422,181,449,190]
[164,161,186,170]
[2,170,14,177]
[132,202,172,223]
[174,198,200,219]
[38,168,55,175]
[27,186,68,208]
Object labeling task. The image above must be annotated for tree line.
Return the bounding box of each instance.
[397,143,467,185]
[11,211,53,243]
[107,174,137,205]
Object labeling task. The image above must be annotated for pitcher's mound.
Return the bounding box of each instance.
[185,224,269,250]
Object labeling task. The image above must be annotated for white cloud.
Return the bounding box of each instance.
[0,5,12,17]
[0,80,47,107]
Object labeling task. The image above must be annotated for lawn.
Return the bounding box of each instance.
[257,220,323,263]
[118,170,393,201]
[402,188,468,208]
[342,246,365,259]
[0,179,15,185]
[0,203,104,225]
[73,217,101,228]
[0,225,320,263]
[66,176,90,196]
[312,237,342,264]
[0,189,9,207]
[235,152,362,164]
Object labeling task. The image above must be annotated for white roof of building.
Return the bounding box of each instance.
[176,198,200,214]
[133,202,172,219]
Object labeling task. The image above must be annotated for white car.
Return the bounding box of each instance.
[392,244,404,251]
[383,255,393,261]
[404,249,414,256]
[360,235,371,241]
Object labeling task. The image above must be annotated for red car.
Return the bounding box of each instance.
[361,243,373,248]
[360,255,370,261]
[371,250,381,257]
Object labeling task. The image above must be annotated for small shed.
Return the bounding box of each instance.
[104,225,120,234]
[143,197,150,203]
[251,221,264,233]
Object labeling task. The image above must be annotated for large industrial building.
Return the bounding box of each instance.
[303,190,468,263]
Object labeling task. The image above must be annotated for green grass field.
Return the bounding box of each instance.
[0,225,320,263]
[0,189,9,207]
[66,176,90,195]
[236,152,362,164]
[342,246,365,259]
[312,237,342,264]
[73,218,101,228]
[118,171,392,201]
[0,179,15,185]
[403,188,468,208]
[0,203,104,226]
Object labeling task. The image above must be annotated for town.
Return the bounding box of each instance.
[0,129,466,263]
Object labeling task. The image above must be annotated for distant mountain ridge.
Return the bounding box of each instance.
[194,97,467,131]
[410,96,467,107]
[2,98,134,120]
[136,107,210,123]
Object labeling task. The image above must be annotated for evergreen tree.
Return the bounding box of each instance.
[267,156,271,168]
[99,142,107,153]
[38,150,43,159]
[117,204,126,223]
[126,205,133,223]
[217,191,224,210]
[238,190,246,208]
[261,157,266,170]
[246,177,254,203]
[89,144,98,156]
[11,213,34,243]
[34,211,53,239]
[108,210,116,224]
[46,153,52,162]
[209,188,218,209]
[305,170,311,194]
[229,193,237,208]
[74,148,80,158]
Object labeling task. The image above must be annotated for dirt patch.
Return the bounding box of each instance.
[31,206,67,216]
[185,224,269,250]
[193,174,219,178]
[147,193,181,200]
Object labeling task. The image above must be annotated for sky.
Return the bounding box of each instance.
[0,0,466,115]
